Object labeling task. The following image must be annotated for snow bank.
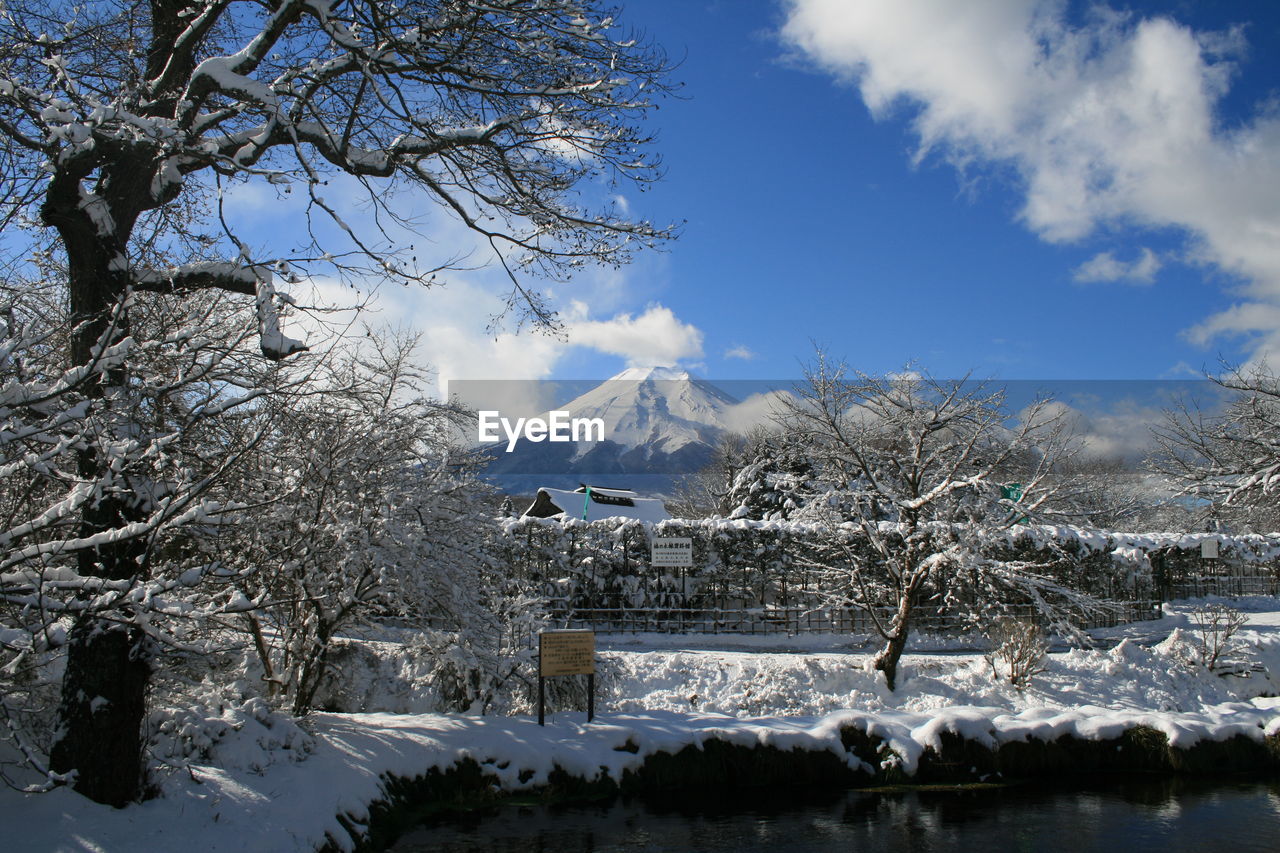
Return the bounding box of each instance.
[598,637,1273,719]
[9,699,1280,853]
[11,601,1280,852]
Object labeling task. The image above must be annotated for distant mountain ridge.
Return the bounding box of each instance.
[481,366,737,495]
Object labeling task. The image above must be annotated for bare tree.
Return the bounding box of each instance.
[230,329,486,716]
[1038,455,1158,530]
[0,0,672,804]
[782,353,1091,690]
[1187,603,1248,673]
[984,617,1048,690]
[1153,363,1280,533]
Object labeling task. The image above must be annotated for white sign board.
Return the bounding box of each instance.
[1200,539,1220,559]
[651,537,693,568]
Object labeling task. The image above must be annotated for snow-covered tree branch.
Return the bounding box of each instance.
[1153,362,1280,533]
[0,280,303,797]
[0,0,672,805]
[777,351,1097,689]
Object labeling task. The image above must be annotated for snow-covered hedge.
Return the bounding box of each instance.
[497,518,1280,625]
[1113,532,1280,596]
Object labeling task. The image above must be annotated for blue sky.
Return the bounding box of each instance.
[275,1,1280,390]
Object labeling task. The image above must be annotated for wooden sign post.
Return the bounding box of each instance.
[538,630,595,725]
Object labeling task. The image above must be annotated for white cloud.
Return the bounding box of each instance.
[1073,248,1162,284]
[782,0,1280,357]
[1159,361,1203,380]
[565,303,705,367]
[288,277,706,405]
[1184,302,1280,354]
[1020,398,1164,461]
[724,344,757,361]
[297,276,560,374]
[721,390,793,434]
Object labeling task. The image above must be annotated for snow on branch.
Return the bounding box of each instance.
[129,262,307,359]
[254,278,307,361]
[134,261,261,296]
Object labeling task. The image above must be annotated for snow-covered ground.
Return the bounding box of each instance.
[8,597,1280,853]
[596,597,1280,718]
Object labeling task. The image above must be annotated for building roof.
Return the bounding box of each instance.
[521,485,671,523]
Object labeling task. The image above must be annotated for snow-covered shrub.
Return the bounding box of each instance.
[1188,603,1249,673]
[306,608,561,717]
[984,618,1048,689]
[499,516,1155,642]
[402,608,546,716]
[1144,536,1280,599]
[142,643,311,776]
[148,691,313,776]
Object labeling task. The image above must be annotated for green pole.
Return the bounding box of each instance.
[581,486,592,520]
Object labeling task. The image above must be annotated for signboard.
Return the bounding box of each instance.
[538,630,597,724]
[1001,483,1027,524]
[651,537,693,568]
[539,630,595,676]
[1200,539,1220,559]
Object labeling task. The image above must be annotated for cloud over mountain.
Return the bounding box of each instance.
[566,303,705,367]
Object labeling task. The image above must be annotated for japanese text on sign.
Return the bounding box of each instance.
[539,631,595,676]
[651,537,693,568]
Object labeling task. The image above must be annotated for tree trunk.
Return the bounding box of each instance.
[48,426,153,805]
[872,595,915,691]
[49,622,150,807]
[48,457,151,804]
[44,188,153,804]
[872,629,909,691]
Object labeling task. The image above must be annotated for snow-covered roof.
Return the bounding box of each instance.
[522,485,671,523]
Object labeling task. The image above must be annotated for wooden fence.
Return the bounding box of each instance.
[543,600,1164,636]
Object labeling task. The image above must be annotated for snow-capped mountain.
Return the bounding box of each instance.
[482,366,738,494]
[560,366,738,460]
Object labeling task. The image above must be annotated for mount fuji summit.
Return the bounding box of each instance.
[481,366,739,495]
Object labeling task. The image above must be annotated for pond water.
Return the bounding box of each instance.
[389,776,1280,852]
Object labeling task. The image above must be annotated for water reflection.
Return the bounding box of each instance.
[389,777,1280,853]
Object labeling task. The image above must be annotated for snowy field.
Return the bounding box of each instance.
[7,597,1280,853]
